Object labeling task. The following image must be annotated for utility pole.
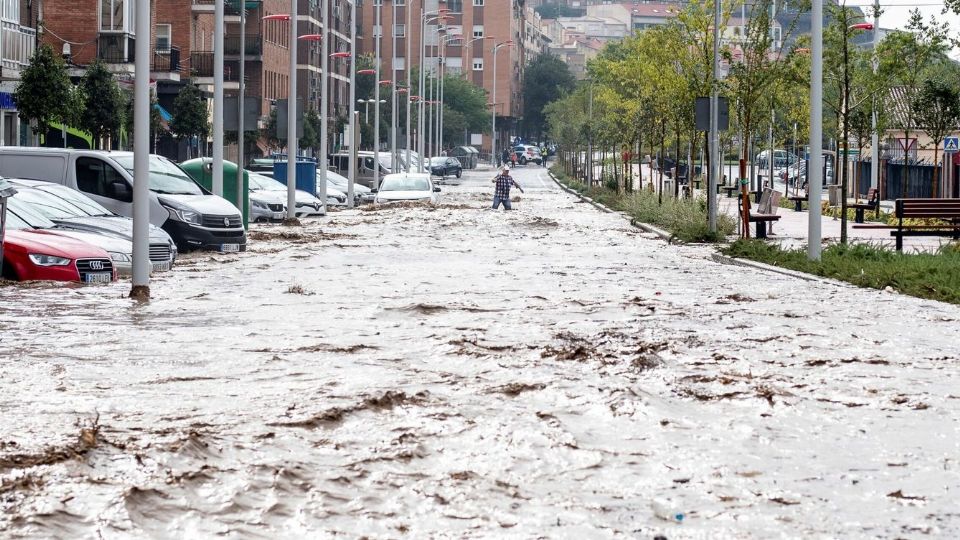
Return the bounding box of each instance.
[391,0,398,170]
[319,0,330,212]
[348,0,357,207]
[286,0,298,219]
[708,0,720,233]
[374,0,382,189]
[809,0,824,260]
[405,0,413,172]
[213,0,225,196]
[130,0,150,299]
[586,80,593,186]
[870,0,880,190]
[236,0,246,212]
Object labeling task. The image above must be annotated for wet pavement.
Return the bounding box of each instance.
[1,165,959,538]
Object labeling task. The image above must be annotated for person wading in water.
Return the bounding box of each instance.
[491,165,524,210]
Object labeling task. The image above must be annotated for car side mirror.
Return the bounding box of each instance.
[371,188,378,193]
[111,181,132,202]
[433,187,441,193]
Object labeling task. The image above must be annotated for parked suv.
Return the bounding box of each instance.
[0,148,246,252]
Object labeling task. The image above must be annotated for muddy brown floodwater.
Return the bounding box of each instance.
[1,167,959,538]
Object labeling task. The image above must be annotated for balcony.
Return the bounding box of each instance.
[192,0,260,15]
[97,34,135,65]
[0,22,36,79]
[224,35,263,56]
[190,52,241,82]
[151,47,182,80]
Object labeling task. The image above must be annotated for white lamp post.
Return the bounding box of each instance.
[490,40,513,167]
[131,0,150,298]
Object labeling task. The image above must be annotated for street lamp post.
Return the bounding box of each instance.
[490,40,512,167]
[131,0,150,298]
[320,3,330,213]
[263,11,299,220]
[809,0,824,260]
[348,0,357,208]
[391,0,398,171]
[374,0,382,189]
[419,10,448,170]
[213,0,225,196]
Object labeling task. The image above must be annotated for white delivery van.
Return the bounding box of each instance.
[0,148,246,252]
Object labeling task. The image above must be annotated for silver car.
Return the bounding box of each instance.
[247,172,326,217]
[7,179,177,272]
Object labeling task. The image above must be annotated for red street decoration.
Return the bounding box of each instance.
[849,23,874,31]
[298,34,322,41]
[330,52,351,58]
[262,14,291,21]
[357,69,375,75]
[379,79,393,85]
[397,88,408,94]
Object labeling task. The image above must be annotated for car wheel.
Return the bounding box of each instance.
[519,157,527,165]
[456,169,462,178]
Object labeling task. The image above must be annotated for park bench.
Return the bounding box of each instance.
[740,188,781,239]
[853,198,960,251]
[847,188,879,224]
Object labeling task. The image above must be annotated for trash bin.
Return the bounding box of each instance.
[179,158,250,228]
[827,184,840,206]
[273,161,319,197]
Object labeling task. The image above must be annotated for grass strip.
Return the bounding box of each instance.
[722,239,960,304]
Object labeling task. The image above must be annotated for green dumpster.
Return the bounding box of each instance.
[180,158,250,228]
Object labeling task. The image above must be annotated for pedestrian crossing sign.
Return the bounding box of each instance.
[945,137,959,153]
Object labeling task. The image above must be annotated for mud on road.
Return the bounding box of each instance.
[1,167,959,538]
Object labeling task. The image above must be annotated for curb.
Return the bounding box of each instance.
[547,169,855,287]
[710,253,855,288]
[547,171,674,242]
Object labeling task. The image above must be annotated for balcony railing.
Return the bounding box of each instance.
[224,35,263,56]
[192,0,261,15]
[1,22,36,74]
[152,46,181,73]
[97,34,135,64]
[190,52,241,81]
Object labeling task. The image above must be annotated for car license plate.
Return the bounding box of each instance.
[84,272,112,284]
[220,243,240,253]
[152,261,171,272]
[273,212,285,220]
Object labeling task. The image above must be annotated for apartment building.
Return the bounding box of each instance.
[359,0,526,155]
[0,1,37,145]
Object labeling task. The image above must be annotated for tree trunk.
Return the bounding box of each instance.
[933,145,940,198]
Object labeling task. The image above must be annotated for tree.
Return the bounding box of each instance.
[79,60,125,149]
[123,91,163,151]
[300,108,322,156]
[522,53,576,140]
[171,82,209,158]
[915,77,960,198]
[878,10,950,199]
[438,75,489,148]
[14,44,78,143]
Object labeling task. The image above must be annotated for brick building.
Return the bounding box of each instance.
[0,1,38,145]
[359,0,526,155]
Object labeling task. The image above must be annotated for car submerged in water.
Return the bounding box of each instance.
[374,173,441,205]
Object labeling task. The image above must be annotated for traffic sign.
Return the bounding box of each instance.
[945,136,959,153]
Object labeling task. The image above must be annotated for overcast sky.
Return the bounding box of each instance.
[847,1,960,55]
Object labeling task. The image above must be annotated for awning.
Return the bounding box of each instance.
[154,103,173,131]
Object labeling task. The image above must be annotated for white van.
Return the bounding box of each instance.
[0,148,246,252]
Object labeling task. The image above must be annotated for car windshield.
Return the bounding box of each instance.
[248,174,279,191]
[8,188,82,220]
[113,155,204,195]
[379,175,430,192]
[429,157,446,165]
[324,172,348,186]
[37,184,113,216]
[3,210,31,230]
[7,196,58,229]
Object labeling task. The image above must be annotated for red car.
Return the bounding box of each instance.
[2,229,117,283]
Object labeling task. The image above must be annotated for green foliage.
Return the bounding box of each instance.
[14,44,78,137]
[301,108,322,153]
[171,82,209,144]
[522,53,576,139]
[123,91,163,147]
[78,60,125,149]
[915,77,960,160]
[723,240,960,304]
[438,75,489,148]
[552,165,736,243]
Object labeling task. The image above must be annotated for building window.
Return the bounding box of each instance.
[393,24,405,37]
[472,25,483,38]
[472,0,484,5]
[447,0,463,12]
[155,24,171,51]
[100,0,129,32]
[392,57,405,71]
[395,0,405,5]
[472,58,483,71]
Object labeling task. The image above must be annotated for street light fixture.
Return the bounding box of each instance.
[296,32,326,214]
[418,10,450,168]
[490,40,513,167]
[263,8,300,220]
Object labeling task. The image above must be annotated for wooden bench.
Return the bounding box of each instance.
[787,195,806,212]
[847,188,879,224]
[741,188,782,239]
[891,199,960,251]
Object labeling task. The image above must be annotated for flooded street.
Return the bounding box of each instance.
[2,166,959,538]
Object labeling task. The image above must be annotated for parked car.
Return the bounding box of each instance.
[428,156,463,179]
[2,228,117,283]
[321,170,375,204]
[512,145,542,165]
[374,173,440,205]
[5,196,130,277]
[0,148,245,253]
[247,172,327,217]
[328,151,392,189]
[779,151,837,188]
[246,174,287,222]
[6,179,177,272]
[756,149,799,171]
